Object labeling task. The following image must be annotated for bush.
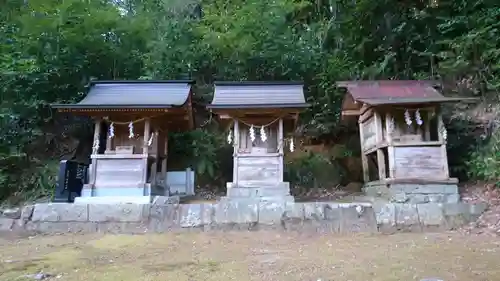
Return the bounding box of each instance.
[285,152,345,190]
[467,129,500,185]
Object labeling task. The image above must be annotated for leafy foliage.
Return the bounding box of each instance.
[285,152,345,189]
[467,130,500,184]
[1,0,500,201]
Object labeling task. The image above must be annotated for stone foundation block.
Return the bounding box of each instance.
[148,204,180,232]
[303,202,325,220]
[394,204,421,232]
[227,186,291,198]
[97,222,148,234]
[258,201,287,225]
[32,203,88,222]
[0,218,14,231]
[20,205,35,221]
[179,204,203,228]
[152,196,180,205]
[88,204,149,222]
[372,202,396,226]
[178,203,215,228]
[416,203,445,227]
[280,203,305,231]
[0,200,488,235]
[215,199,258,224]
[322,204,342,233]
[340,206,378,233]
[1,208,21,219]
[28,222,98,233]
[391,184,458,194]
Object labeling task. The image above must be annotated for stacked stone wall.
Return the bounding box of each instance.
[0,201,486,235]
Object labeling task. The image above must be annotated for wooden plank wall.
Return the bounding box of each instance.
[361,117,377,151]
[392,146,446,179]
[236,155,280,183]
[357,104,452,183]
[95,158,145,186]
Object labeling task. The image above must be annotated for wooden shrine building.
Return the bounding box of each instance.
[51,80,194,203]
[207,81,309,203]
[338,80,466,203]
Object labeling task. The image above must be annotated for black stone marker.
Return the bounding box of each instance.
[53,160,88,203]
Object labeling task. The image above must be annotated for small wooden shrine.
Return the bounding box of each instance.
[338,80,465,202]
[51,80,194,203]
[207,81,309,202]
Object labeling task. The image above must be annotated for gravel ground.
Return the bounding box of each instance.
[1,231,500,281]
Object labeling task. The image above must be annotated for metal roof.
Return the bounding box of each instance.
[337,80,442,100]
[337,80,467,107]
[208,81,309,109]
[51,80,193,109]
[356,97,469,106]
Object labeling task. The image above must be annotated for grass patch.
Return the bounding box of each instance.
[1,232,500,281]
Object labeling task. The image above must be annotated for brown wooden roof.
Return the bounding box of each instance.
[337,80,468,114]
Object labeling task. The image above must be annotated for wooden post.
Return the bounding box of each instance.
[89,118,101,195]
[186,167,193,195]
[385,112,395,178]
[424,109,432,141]
[374,111,386,181]
[437,108,450,178]
[278,118,284,182]
[143,119,151,155]
[160,131,169,195]
[105,121,112,153]
[142,118,151,188]
[358,119,369,182]
[233,119,239,185]
[149,129,159,188]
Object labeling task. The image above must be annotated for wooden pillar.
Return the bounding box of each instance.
[385,112,395,179]
[142,118,151,189]
[149,130,159,188]
[437,108,450,178]
[374,111,386,181]
[424,109,432,141]
[278,118,284,182]
[105,121,112,153]
[233,119,239,185]
[161,130,168,194]
[89,118,101,195]
[358,119,369,182]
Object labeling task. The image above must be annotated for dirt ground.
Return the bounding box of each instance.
[1,231,500,281]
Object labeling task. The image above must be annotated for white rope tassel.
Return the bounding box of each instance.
[128,121,134,139]
[260,126,267,142]
[92,139,100,154]
[147,133,154,146]
[389,117,395,133]
[441,127,448,141]
[289,137,294,152]
[108,122,115,139]
[249,125,256,142]
[415,109,423,126]
[227,127,232,144]
[404,109,412,126]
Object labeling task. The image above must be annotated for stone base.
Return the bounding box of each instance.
[364,179,460,204]
[222,182,294,206]
[226,182,291,198]
[74,196,179,205]
[81,183,153,197]
[1,200,487,234]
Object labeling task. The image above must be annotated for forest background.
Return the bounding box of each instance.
[0,0,499,204]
